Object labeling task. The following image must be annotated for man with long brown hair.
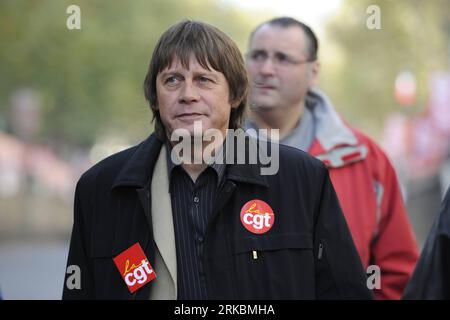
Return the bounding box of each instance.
[63,20,371,300]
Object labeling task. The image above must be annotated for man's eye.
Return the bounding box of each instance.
[251,51,267,60]
[165,76,179,85]
[275,53,289,63]
[198,76,212,83]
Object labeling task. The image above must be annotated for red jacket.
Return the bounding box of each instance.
[306,90,419,299]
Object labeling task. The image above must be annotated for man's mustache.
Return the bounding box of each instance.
[252,79,278,88]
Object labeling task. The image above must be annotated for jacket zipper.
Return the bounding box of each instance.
[318,241,324,260]
[204,180,237,298]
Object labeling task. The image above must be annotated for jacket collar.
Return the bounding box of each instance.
[221,131,269,187]
[227,161,269,187]
[111,134,163,190]
[111,132,269,190]
[307,88,359,155]
[307,89,368,168]
[150,144,177,299]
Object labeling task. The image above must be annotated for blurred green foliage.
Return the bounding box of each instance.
[0,0,257,147]
[321,0,449,139]
[1,0,448,147]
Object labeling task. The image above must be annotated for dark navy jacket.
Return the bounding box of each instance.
[403,187,450,299]
[63,133,372,299]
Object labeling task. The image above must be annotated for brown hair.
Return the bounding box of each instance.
[144,20,248,140]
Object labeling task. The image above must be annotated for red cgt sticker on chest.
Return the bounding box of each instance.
[240,199,275,234]
[113,243,156,293]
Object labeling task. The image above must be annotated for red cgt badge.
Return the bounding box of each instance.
[240,199,275,234]
[113,243,156,293]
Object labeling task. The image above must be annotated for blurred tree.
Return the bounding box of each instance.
[0,0,256,148]
[321,0,449,139]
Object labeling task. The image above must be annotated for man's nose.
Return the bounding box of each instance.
[179,81,200,104]
[259,57,276,76]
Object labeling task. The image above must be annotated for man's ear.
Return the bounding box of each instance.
[308,61,320,86]
[230,97,242,109]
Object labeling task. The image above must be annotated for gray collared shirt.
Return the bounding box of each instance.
[280,105,315,151]
[165,142,226,300]
[244,101,316,152]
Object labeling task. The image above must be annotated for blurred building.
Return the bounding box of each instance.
[0,131,79,239]
[382,72,450,247]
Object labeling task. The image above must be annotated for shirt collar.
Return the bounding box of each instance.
[165,140,227,189]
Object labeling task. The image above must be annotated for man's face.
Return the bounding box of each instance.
[247,24,318,111]
[156,55,235,139]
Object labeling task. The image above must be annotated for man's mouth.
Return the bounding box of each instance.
[176,113,204,120]
[257,85,275,90]
[254,82,276,90]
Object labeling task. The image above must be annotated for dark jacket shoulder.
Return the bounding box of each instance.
[275,143,329,186]
[279,143,326,170]
[76,144,140,197]
[77,134,163,193]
